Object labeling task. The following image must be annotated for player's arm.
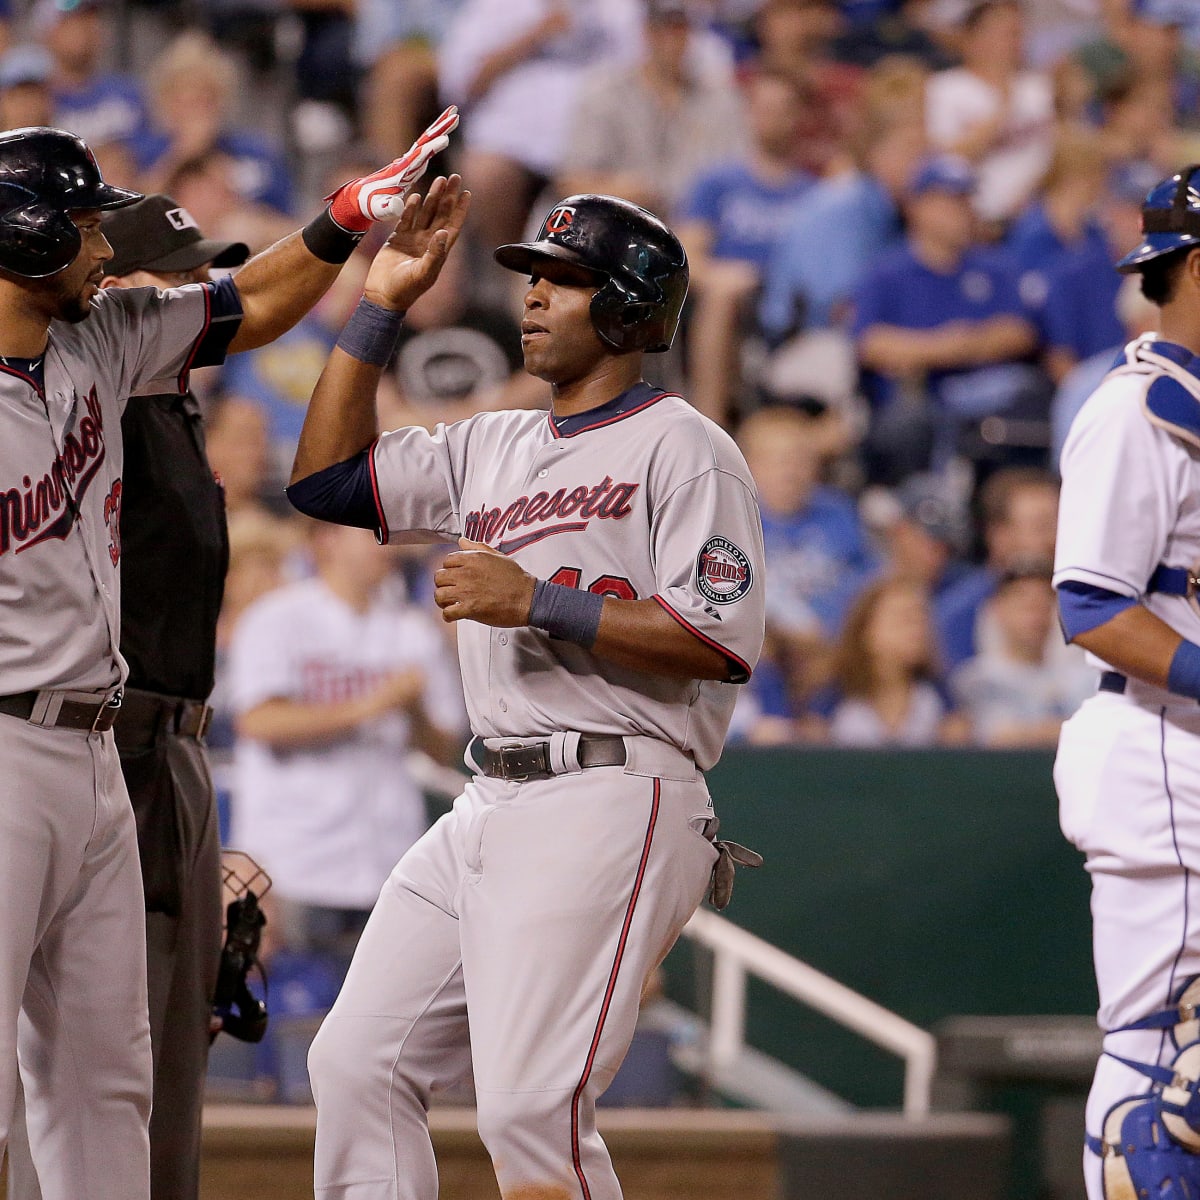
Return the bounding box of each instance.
[226,108,459,355]
[290,176,471,485]
[433,540,737,681]
[1058,583,1191,691]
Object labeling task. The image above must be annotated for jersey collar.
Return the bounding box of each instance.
[0,355,45,395]
[548,381,668,438]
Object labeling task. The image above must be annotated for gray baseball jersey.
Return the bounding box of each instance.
[0,275,242,1200]
[0,278,242,694]
[370,382,765,768]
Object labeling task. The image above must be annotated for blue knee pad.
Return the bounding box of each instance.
[1091,976,1200,1197]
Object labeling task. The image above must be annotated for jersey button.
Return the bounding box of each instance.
[538,469,548,478]
[499,699,508,713]
[499,634,509,646]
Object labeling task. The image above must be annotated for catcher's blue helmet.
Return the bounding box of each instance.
[1117,164,1200,274]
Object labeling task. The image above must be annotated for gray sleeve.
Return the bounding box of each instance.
[649,466,766,682]
[103,279,244,398]
[369,420,467,544]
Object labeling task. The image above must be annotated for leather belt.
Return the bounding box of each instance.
[117,687,213,742]
[474,735,626,781]
[0,688,122,732]
[1147,564,1198,597]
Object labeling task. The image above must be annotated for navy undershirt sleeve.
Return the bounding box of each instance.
[285,448,377,529]
[1057,580,1138,641]
[191,275,244,368]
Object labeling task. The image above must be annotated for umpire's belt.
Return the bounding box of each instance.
[0,688,123,732]
[471,733,626,781]
[116,687,213,742]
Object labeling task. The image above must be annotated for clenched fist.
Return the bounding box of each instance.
[434,539,536,627]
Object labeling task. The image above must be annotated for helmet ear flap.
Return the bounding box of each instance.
[0,200,81,278]
[589,276,665,353]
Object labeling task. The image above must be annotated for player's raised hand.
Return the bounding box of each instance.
[363,174,472,313]
[434,538,536,627]
[327,106,460,231]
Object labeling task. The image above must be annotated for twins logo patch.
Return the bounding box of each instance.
[697,536,752,604]
[544,205,575,236]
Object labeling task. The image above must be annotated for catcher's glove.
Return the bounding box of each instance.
[212,853,271,1043]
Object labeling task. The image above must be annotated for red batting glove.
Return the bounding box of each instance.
[327,106,460,232]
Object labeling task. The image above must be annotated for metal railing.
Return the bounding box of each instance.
[680,907,937,1117]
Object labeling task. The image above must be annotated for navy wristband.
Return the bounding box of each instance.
[336,297,404,366]
[302,207,366,264]
[529,579,604,648]
[1168,640,1200,699]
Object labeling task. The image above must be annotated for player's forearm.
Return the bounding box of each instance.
[236,695,381,747]
[292,348,383,483]
[227,231,341,353]
[1072,605,1182,688]
[591,598,735,682]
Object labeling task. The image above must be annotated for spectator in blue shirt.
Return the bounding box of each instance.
[758,114,923,339]
[852,153,1039,482]
[676,67,816,423]
[138,31,294,215]
[738,403,879,702]
[36,0,149,153]
[1005,129,1110,305]
[0,44,54,131]
[1038,159,1161,386]
[678,71,815,273]
[935,466,1060,670]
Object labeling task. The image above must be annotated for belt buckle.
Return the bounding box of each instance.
[496,741,551,781]
[92,689,123,734]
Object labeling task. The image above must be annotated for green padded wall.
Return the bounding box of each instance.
[667,748,1096,1109]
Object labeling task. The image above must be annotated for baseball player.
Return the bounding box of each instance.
[0,114,457,1200]
[1054,163,1200,1199]
[287,180,766,1200]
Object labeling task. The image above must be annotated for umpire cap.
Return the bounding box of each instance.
[494,194,689,354]
[1116,164,1200,274]
[101,194,249,279]
[0,126,141,278]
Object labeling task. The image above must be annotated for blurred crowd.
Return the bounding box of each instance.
[2,0,1195,772]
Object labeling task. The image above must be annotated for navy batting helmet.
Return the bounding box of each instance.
[494,194,689,353]
[1117,164,1200,274]
[0,127,141,279]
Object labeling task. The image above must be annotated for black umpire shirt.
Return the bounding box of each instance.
[118,389,228,702]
